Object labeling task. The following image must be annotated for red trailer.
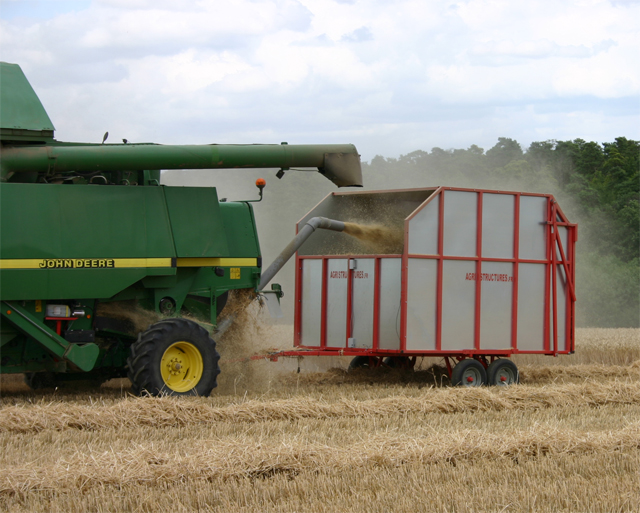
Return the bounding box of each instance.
[271,187,577,386]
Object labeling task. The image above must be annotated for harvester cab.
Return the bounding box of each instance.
[0,62,363,396]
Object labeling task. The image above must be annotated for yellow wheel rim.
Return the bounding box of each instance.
[160,341,204,393]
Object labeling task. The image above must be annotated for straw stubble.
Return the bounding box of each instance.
[0,328,638,512]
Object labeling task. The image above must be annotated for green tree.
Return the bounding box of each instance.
[486,137,523,169]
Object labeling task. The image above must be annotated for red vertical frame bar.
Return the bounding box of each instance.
[543,197,551,353]
[346,258,353,348]
[320,258,328,349]
[294,254,303,347]
[551,203,558,355]
[511,193,520,351]
[400,215,410,352]
[570,226,577,352]
[565,226,573,353]
[474,192,483,351]
[554,221,576,353]
[436,189,445,351]
[373,257,381,351]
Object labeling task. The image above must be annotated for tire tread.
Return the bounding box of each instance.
[127,318,220,397]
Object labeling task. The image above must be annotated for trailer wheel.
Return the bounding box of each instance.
[487,359,519,386]
[127,318,220,397]
[348,356,378,370]
[451,359,487,387]
[383,356,413,370]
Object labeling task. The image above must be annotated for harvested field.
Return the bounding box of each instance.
[0,328,639,512]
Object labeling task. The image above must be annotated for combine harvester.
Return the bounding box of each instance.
[263,187,577,386]
[0,62,362,396]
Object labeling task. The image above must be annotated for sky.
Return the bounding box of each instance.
[1,0,638,161]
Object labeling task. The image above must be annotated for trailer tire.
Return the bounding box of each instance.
[127,318,220,397]
[487,359,519,386]
[383,356,413,370]
[348,356,373,370]
[451,359,487,387]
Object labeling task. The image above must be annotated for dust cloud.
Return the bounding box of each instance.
[213,289,351,394]
[95,300,161,335]
[214,290,294,394]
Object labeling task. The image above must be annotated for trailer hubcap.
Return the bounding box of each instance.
[462,368,482,386]
[160,341,204,392]
[496,368,515,386]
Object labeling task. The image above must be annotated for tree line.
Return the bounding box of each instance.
[363,137,639,327]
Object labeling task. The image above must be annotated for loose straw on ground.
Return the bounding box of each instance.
[0,423,637,494]
[1,379,639,434]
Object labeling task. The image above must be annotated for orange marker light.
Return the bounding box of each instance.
[256,178,266,189]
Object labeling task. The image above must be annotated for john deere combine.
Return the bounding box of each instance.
[0,62,362,396]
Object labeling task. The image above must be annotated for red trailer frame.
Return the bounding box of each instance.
[271,187,577,380]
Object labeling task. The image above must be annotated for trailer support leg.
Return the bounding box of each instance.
[444,357,453,380]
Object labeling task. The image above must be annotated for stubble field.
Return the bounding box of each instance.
[0,327,638,513]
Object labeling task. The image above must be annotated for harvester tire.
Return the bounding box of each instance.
[451,359,487,387]
[487,359,519,386]
[127,318,220,397]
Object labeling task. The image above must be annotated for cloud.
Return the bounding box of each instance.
[0,0,637,160]
[470,39,617,64]
[291,34,334,47]
[341,26,373,42]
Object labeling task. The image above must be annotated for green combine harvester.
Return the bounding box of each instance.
[0,62,363,396]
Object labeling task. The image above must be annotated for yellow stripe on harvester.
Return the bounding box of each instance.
[175,258,257,267]
[0,258,173,270]
[0,257,258,270]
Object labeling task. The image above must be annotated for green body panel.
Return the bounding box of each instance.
[220,202,262,256]
[0,183,175,259]
[164,187,228,257]
[0,183,260,300]
[0,269,152,301]
[0,62,55,133]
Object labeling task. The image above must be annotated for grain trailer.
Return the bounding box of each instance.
[271,187,577,386]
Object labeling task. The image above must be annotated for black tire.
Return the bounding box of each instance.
[24,372,57,390]
[127,318,220,397]
[348,356,372,370]
[451,359,487,387]
[487,359,519,386]
[216,291,229,318]
[383,356,412,369]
